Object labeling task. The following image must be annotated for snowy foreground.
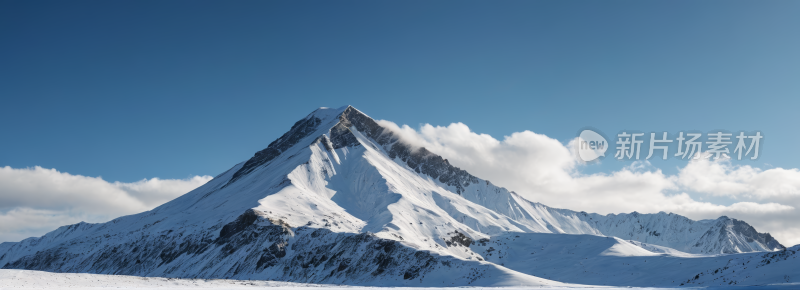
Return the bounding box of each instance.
[0,270,798,290]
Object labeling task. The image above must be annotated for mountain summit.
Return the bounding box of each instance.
[0,106,787,287]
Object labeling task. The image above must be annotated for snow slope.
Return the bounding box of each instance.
[0,106,789,287]
[680,245,800,287]
[5,269,800,289]
[469,232,791,287]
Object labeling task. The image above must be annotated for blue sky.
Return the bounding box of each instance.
[2,1,798,183]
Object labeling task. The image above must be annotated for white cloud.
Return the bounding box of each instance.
[0,166,212,242]
[679,158,800,199]
[377,121,577,188]
[377,121,800,247]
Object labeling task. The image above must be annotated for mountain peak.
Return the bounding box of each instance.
[228,106,376,184]
[306,105,352,121]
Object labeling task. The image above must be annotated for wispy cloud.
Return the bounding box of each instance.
[0,166,211,242]
[679,158,800,199]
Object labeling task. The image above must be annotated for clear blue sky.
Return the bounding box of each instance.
[1,0,798,182]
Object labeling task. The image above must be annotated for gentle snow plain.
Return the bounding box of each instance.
[1,269,798,290]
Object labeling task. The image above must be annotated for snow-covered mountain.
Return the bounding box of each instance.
[0,106,788,287]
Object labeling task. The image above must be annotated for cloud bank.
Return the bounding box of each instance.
[378,120,800,246]
[0,166,211,242]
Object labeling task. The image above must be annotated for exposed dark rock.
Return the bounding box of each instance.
[228,116,322,184]
[159,239,211,266]
[445,231,473,247]
[329,122,360,149]
[217,209,261,243]
[730,218,784,251]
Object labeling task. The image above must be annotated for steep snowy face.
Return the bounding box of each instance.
[0,105,786,287]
